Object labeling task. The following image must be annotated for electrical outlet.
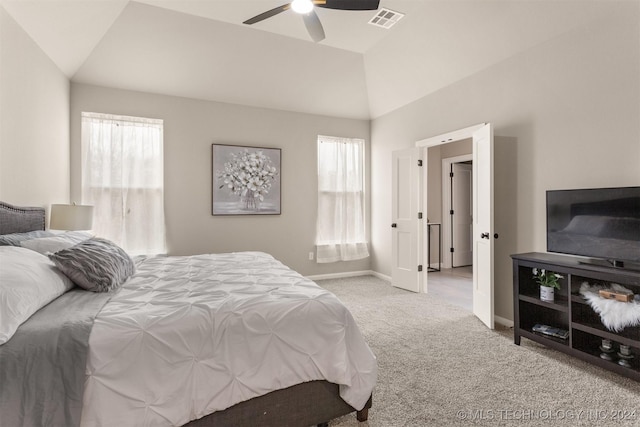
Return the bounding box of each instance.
[308,252,314,261]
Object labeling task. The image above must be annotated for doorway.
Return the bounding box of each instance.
[427,150,474,311]
[451,162,473,267]
[447,158,473,268]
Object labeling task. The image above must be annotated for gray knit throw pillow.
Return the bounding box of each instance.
[48,237,135,292]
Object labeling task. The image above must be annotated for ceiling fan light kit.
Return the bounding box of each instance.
[243,0,381,42]
[291,0,314,14]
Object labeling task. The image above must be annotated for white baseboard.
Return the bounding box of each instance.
[306,270,375,281]
[371,271,391,282]
[494,315,513,328]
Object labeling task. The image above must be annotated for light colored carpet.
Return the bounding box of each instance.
[316,275,640,426]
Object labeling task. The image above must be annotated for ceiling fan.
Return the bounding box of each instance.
[243,0,380,42]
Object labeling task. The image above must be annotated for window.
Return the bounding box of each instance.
[81,112,166,255]
[315,135,369,263]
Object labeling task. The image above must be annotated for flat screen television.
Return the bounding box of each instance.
[546,186,640,269]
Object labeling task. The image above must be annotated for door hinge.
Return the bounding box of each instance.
[450,248,455,253]
[450,172,454,178]
[450,209,454,215]
[418,265,423,272]
[418,212,423,219]
[418,160,423,166]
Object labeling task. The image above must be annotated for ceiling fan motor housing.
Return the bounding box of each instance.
[319,0,380,10]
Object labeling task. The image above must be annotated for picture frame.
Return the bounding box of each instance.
[212,144,281,215]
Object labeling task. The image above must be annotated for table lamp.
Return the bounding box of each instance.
[50,204,94,230]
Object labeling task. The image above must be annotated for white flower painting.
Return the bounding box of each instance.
[212,144,281,215]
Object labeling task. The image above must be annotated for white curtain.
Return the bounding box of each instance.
[81,112,166,255]
[315,135,369,263]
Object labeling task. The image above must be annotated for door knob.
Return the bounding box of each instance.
[391,223,397,228]
[480,232,490,239]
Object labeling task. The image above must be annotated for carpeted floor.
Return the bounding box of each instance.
[315,275,640,426]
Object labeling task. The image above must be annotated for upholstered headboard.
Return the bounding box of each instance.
[0,202,46,235]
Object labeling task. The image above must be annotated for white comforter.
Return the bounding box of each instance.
[80,252,377,427]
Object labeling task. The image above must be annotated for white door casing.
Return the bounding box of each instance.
[452,163,473,267]
[472,124,495,329]
[391,148,422,293]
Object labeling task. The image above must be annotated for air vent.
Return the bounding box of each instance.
[368,8,404,29]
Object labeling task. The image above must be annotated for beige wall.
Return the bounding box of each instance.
[371,4,640,322]
[70,83,371,276]
[0,7,70,214]
[426,139,473,224]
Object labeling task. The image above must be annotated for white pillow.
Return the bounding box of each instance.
[0,230,54,246]
[20,231,93,255]
[0,246,74,345]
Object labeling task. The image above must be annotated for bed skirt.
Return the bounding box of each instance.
[184,380,372,427]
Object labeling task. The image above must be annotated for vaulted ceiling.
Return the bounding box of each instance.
[1,0,616,119]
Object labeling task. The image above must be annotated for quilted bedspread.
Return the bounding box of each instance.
[80,252,377,427]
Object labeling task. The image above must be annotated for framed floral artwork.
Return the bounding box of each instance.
[212,144,281,215]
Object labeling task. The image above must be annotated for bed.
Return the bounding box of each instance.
[0,201,375,427]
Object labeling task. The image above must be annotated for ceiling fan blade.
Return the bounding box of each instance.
[302,10,326,42]
[315,0,379,10]
[243,3,291,25]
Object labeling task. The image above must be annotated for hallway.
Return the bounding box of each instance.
[426,266,473,311]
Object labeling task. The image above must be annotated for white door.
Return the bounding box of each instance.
[391,148,422,293]
[452,163,473,267]
[472,124,494,329]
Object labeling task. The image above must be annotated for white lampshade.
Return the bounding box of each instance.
[50,204,94,231]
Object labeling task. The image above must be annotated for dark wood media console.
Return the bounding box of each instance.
[512,252,640,381]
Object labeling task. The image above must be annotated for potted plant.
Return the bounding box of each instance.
[532,268,563,302]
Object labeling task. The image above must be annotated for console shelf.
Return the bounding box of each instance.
[512,252,640,382]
